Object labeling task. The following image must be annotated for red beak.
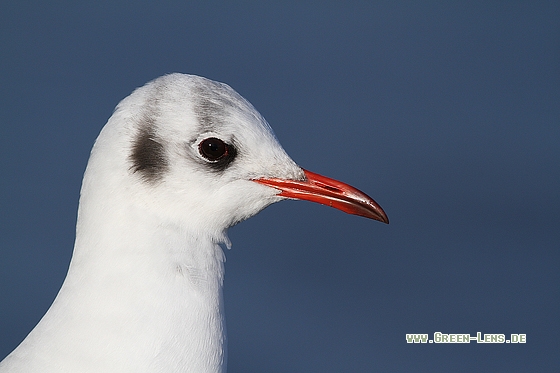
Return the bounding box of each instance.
[254,169,389,224]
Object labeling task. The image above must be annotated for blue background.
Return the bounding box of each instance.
[1,2,558,372]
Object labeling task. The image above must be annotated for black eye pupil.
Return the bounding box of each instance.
[199,137,228,161]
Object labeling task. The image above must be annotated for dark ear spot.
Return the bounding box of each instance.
[130,124,168,183]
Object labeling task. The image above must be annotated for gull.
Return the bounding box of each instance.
[0,74,388,373]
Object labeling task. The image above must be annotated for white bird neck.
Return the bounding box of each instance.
[4,162,228,373]
[64,198,228,372]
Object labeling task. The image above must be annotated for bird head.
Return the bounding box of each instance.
[82,74,387,242]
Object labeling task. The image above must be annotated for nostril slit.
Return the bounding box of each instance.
[316,182,341,193]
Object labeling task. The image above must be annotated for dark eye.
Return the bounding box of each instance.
[199,137,228,161]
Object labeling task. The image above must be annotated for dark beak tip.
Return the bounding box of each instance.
[370,210,389,224]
